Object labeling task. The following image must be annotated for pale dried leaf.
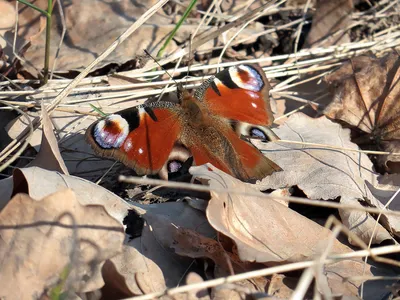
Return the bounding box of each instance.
[103,235,167,296]
[368,174,400,211]
[192,164,351,264]
[29,102,69,174]
[323,52,400,172]
[185,272,210,300]
[12,167,130,222]
[339,198,393,245]
[267,274,297,299]
[0,0,15,49]
[255,113,399,244]
[191,165,398,298]
[0,189,124,299]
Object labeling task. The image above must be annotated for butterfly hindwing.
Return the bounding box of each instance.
[192,64,281,179]
[85,102,183,175]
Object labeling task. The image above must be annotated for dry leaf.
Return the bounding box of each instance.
[185,272,210,300]
[304,0,353,48]
[105,201,215,295]
[0,0,15,49]
[11,167,130,222]
[172,227,248,274]
[1,167,215,296]
[267,274,298,299]
[173,228,269,299]
[192,164,351,264]
[323,52,400,173]
[255,113,399,244]
[102,234,166,296]
[29,102,69,174]
[2,0,266,74]
[0,189,124,299]
[191,164,397,298]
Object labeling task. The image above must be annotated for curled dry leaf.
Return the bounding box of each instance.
[255,113,399,244]
[191,164,397,298]
[29,102,69,174]
[192,164,351,264]
[0,189,124,299]
[105,201,215,295]
[323,52,400,173]
[173,228,270,300]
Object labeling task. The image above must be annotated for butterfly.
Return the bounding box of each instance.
[85,64,281,181]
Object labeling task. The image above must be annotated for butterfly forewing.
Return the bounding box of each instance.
[86,102,183,175]
[194,64,274,126]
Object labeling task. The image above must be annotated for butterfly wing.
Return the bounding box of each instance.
[192,64,281,180]
[187,124,281,181]
[85,102,183,175]
[194,64,274,126]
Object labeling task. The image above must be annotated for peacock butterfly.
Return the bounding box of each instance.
[85,64,282,181]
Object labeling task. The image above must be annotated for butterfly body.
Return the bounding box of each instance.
[86,64,281,181]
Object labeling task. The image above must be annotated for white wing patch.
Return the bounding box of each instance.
[228,65,263,92]
[94,114,129,149]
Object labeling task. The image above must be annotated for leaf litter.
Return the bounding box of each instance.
[1,0,400,299]
[323,51,400,173]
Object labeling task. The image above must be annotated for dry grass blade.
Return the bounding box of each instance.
[130,0,278,73]
[125,244,400,300]
[119,174,400,217]
[0,0,170,167]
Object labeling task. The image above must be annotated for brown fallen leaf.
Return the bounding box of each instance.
[172,227,247,274]
[255,112,399,245]
[173,228,270,300]
[323,52,400,173]
[304,0,353,48]
[267,274,298,299]
[2,167,214,296]
[190,164,398,298]
[0,189,124,299]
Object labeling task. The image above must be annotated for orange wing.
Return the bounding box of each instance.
[86,103,183,175]
[194,64,274,126]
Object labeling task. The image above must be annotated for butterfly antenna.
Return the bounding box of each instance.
[144,49,180,87]
[186,34,193,88]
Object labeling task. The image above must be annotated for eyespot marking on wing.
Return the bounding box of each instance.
[228,65,264,92]
[93,114,129,149]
